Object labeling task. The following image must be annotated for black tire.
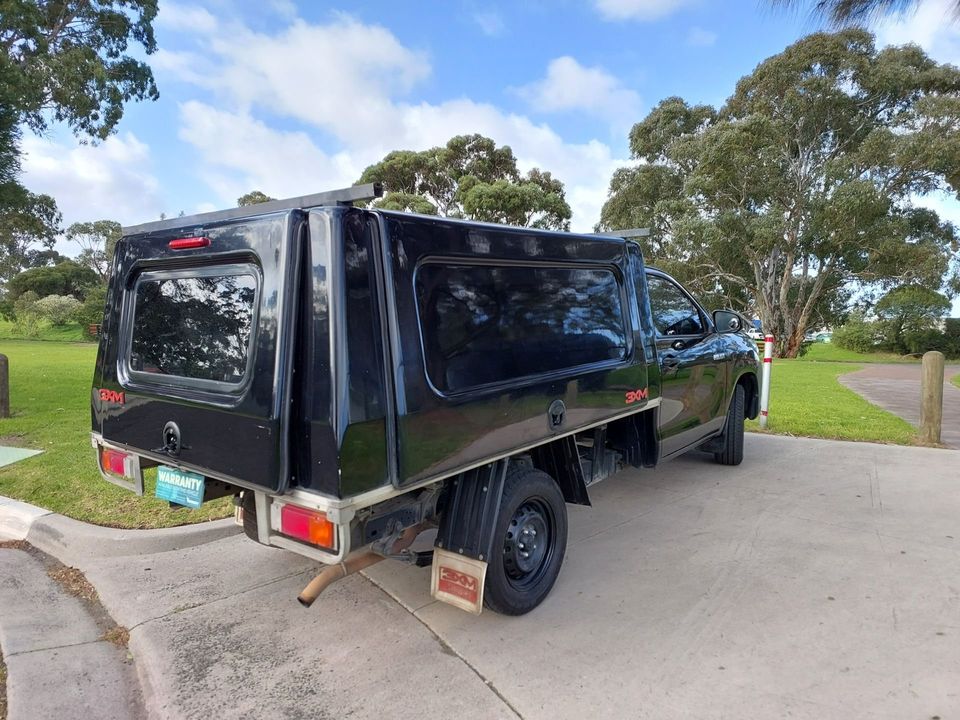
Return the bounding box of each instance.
[483,465,568,616]
[714,384,745,466]
[241,490,263,543]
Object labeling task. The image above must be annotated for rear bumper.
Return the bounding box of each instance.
[91,431,353,563]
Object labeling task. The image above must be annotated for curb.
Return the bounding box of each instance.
[0,493,240,566]
[0,496,51,541]
[0,548,145,720]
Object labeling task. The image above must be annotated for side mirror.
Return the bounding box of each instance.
[713,310,742,334]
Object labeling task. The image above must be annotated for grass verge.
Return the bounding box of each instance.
[795,343,920,364]
[0,340,231,528]
[0,319,91,343]
[746,360,917,445]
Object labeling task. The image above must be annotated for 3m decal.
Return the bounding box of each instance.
[99,389,126,405]
[438,566,480,604]
[625,387,648,404]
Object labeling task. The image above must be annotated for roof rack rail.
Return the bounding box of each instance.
[122,182,383,236]
[591,227,650,239]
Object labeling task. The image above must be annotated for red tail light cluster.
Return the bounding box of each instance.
[101,448,131,477]
[279,504,336,549]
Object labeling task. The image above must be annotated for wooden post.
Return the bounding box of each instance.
[0,353,8,418]
[920,350,945,444]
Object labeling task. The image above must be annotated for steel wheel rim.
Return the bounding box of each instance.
[502,497,554,590]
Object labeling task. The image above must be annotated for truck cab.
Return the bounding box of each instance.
[91,185,759,615]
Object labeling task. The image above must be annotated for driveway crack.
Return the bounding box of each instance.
[361,572,524,719]
[127,567,314,632]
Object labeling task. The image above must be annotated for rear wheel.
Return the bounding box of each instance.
[484,466,568,616]
[241,490,268,544]
[714,384,745,466]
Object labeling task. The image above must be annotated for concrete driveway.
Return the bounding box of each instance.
[28,435,960,719]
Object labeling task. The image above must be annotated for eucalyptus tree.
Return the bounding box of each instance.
[357,134,572,230]
[599,30,960,356]
[772,0,959,27]
[0,0,159,280]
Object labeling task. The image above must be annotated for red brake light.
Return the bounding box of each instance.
[280,504,336,549]
[168,236,210,250]
[101,448,130,476]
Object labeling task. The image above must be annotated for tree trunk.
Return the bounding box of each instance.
[782,328,805,358]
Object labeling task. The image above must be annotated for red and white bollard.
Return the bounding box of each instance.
[759,334,774,429]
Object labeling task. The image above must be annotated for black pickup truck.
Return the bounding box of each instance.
[91,184,759,615]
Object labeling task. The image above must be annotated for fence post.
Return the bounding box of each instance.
[759,334,774,429]
[0,353,8,418]
[920,350,945,444]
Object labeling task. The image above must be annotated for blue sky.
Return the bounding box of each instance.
[18,0,960,310]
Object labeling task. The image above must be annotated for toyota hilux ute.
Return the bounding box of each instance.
[91,183,760,616]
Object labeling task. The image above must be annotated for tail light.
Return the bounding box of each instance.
[101,448,135,478]
[279,504,336,549]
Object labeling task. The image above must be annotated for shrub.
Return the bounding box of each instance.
[945,318,960,358]
[904,330,960,358]
[76,286,108,338]
[35,294,82,326]
[12,291,41,337]
[0,297,15,322]
[832,316,878,353]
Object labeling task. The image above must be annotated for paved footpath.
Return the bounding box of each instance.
[839,363,960,449]
[3,434,960,719]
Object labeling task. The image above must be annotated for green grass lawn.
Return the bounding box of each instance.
[746,359,917,444]
[0,341,231,528]
[953,373,960,390]
[0,318,91,343]
[793,343,921,364]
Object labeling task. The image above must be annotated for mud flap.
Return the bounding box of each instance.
[432,459,508,613]
[431,548,487,614]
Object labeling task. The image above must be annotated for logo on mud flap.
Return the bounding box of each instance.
[99,389,125,405]
[624,387,648,404]
[438,566,479,604]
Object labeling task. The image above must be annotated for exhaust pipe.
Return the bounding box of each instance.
[297,522,431,608]
[297,552,385,607]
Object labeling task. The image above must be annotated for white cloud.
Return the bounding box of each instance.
[875,0,960,65]
[201,18,431,141]
[594,0,692,21]
[686,26,717,47]
[19,133,163,241]
[151,48,212,86]
[160,14,630,231]
[515,56,642,119]
[177,102,364,202]
[155,2,218,33]
[473,11,505,36]
[266,0,297,19]
[914,192,960,227]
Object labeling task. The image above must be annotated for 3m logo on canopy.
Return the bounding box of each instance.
[98,389,125,405]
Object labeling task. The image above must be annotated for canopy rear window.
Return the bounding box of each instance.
[128,265,259,388]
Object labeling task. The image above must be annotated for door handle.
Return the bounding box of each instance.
[660,353,681,369]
